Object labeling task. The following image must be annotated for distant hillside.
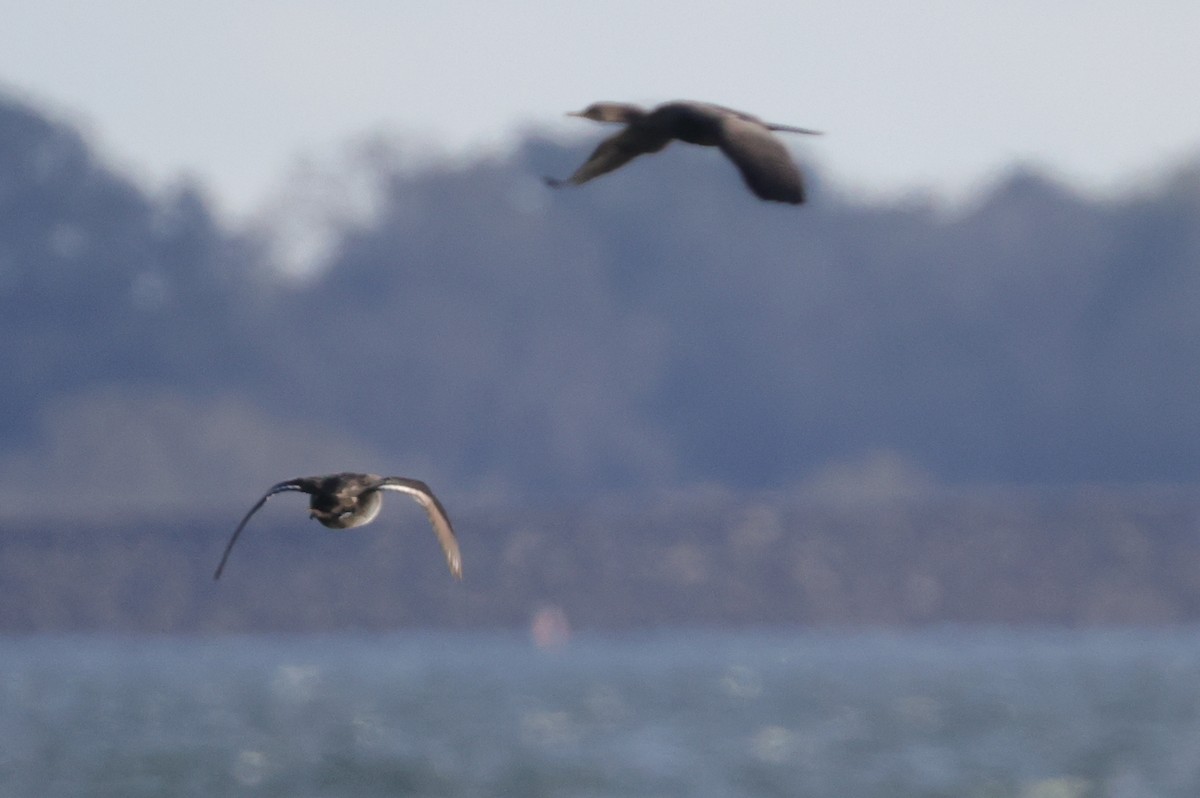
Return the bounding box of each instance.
[2,487,1198,632]
[1,91,1200,512]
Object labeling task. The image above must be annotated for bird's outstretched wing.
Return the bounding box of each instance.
[373,477,463,579]
[716,116,806,204]
[546,127,668,188]
[213,479,313,580]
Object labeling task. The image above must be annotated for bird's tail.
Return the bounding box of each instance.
[767,124,823,135]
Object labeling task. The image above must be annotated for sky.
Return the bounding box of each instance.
[2,1,1199,220]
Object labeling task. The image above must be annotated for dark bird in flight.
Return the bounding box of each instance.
[545,101,821,204]
[213,473,462,581]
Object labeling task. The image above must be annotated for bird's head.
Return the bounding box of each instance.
[310,507,358,529]
[567,102,644,124]
[309,507,336,526]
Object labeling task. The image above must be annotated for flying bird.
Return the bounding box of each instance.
[213,473,462,581]
[545,100,821,204]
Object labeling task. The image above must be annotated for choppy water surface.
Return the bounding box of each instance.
[3,629,1200,797]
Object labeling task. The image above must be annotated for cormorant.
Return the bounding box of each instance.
[546,100,820,204]
[213,473,462,580]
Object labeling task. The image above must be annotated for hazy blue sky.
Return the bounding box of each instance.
[2,1,1198,218]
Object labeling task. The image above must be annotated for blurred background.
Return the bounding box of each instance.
[6,5,1200,796]
[1,1,1199,632]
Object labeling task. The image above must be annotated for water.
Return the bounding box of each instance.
[3,629,1200,797]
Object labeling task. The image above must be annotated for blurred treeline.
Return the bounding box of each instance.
[2,92,1199,511]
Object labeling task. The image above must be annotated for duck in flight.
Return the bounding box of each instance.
[213,473,462,581]
[546,100,821,204]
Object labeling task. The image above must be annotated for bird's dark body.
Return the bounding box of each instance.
[304,472,386,528]
[646,103,726,146]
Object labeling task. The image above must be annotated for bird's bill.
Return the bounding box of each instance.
[566,110,586,118]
